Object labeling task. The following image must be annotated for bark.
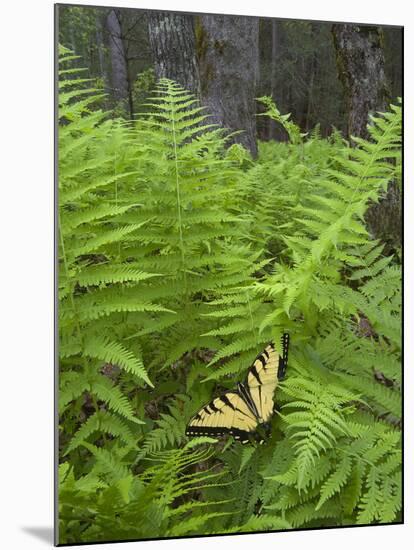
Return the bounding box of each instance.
[332,24,390,139]
[332,24,400,250]
[365,183,401,251]
[305,60,315,132]
[106,9,129,108]
[147,12,200,95]
[95,13,108,90]
[268,20,279,140]
[305,26,316,132]
[197,15,260,157]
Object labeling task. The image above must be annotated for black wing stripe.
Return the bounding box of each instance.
[250,365,262,384]
[219,394,236,410]
[238,383,260,419]
[219,394,253,417]
[186,338,289,442]
[220,394,257,420]
[209,401,221,413]
[257,383,262,414]
[186,425,251,441]
[235,406,256,419]
[278,333,290,380]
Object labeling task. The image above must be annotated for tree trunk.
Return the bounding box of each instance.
[332,24,400,250]
[305,66,315,132]
[95,13,108,91]
[106,9,129,111]
[197,15,260,157]
[268,20,279,140]
[305,47,316,132]
[332,24,390,139]
[147,12,200,95]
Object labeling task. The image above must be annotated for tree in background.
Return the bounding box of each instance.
[267,19,279,140]
[332,24,390,139]
[95,11,109,91]
[332,24,401,250]
[147,12,200,95]
[197,15,260,157]
[58,5,402,147]
[57,46,402,542]
[58,5,109,84]
[258,20,347,139]
[106,9,130,115]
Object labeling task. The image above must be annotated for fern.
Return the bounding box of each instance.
[58,48,158,457]
[137,400,188,460]
[60,440,227,543]
[58,45,402,543]
[315,455,353,510]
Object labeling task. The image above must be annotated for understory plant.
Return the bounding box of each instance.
[58,46,402,544]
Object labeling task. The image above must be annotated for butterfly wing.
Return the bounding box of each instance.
[186,335,289,443]
[186,391,258,442]
[245,336,289,423]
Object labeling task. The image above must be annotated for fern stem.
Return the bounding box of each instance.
[169,89,187,293]
[115,179,122,260]
[58,215,103,422]
[336,447,376,469]
[245,289,255,335]
[58,214,83,347]
[345,116,398,213]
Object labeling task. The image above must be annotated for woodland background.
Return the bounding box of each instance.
[58,5,403,247]
[57,4,402,546]
[58,5,403,132]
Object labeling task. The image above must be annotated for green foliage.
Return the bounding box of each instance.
[58,46,158,465]
[59,440,228,543]
[132,68,156,110]
[257,96,307,144]
[58,47,402,544]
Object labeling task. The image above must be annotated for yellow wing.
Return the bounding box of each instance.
[186,391,257,441]
[246,334,289,423]
[186,335,289,443]
[245,343,280,423]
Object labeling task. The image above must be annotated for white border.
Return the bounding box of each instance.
[1,1,412,549]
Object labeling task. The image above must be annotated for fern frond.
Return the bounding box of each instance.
[83,337,152,387]
[65,411,136,454]
[316,455,353,510]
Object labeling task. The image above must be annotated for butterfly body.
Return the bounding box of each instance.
[186,334,289,444]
